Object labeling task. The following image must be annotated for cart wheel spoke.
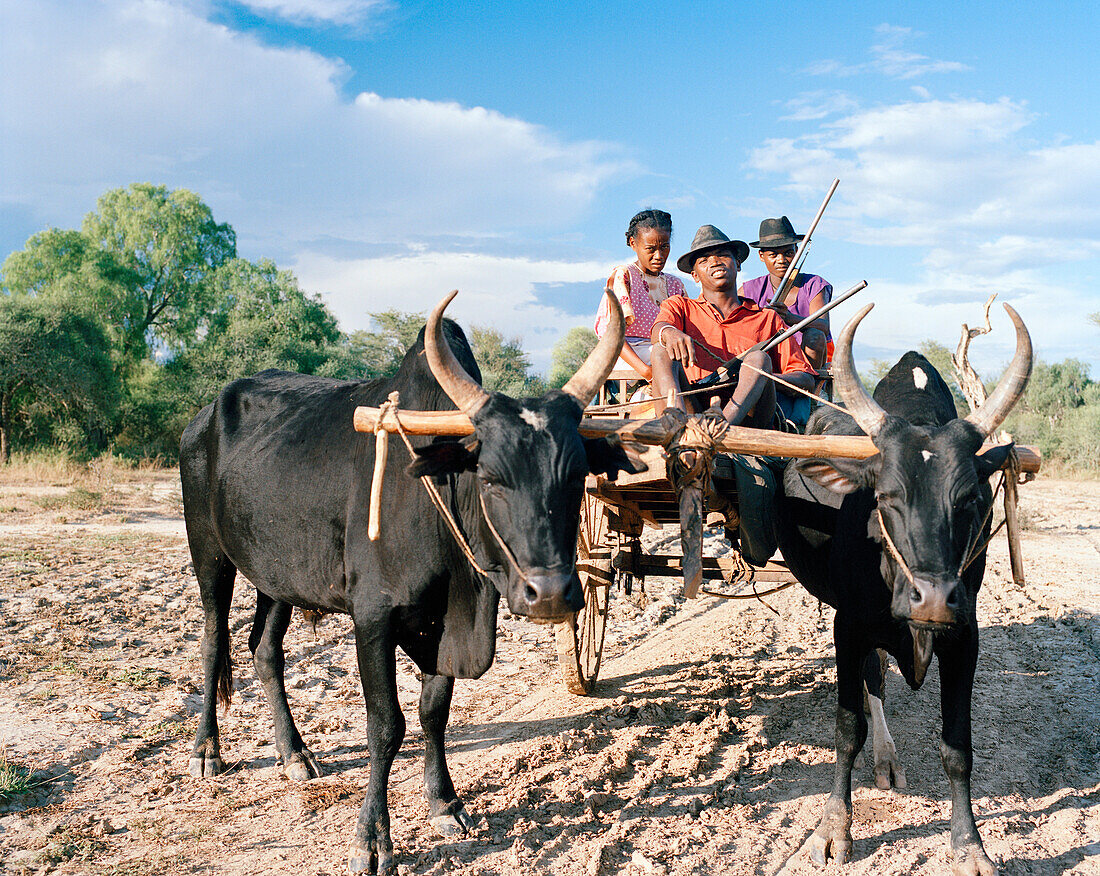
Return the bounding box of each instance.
[555,486,611,695]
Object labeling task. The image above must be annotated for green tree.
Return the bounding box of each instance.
[168,258,346,408]
[470,326,545,395]
[1020,358,1093,416]
[548,327,598,388]
[1089,311,1099,329]
[0,296,118,463]
[80,183,237,359]
[1,228,93,297]
[348,310,426,379]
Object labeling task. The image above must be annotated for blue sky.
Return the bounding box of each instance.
[3,0,1099,376]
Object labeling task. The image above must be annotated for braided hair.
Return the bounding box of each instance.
[625,209,672,243]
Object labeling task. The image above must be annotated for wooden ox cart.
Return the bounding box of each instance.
[353,364,1041,695]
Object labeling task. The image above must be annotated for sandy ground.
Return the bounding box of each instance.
[0,470,1097,875]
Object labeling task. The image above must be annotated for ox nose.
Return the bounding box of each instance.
[518,568,584,621]
[908,576,959,625]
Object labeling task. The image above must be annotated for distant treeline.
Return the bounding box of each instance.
[0,184,598,464]
[2,183,1096,472]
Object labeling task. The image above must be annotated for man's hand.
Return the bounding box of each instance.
[658,326,695,369]
[768,303,797,326]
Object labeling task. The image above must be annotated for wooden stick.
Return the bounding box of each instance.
[368,428,389,541]
[1003,469,1026,586]
[352,405,1041,472]
[767,178,840,306]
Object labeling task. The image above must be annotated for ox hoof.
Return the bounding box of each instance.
[804,799,853,866]
[873,750,906,790]
[953,845,997,876]
[429,804,481,838]
[348,843,394,875]
[188,755,224,778]
[802,830,852,866]
[283,749,323,782]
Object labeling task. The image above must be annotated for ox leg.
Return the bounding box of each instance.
[937,629,997,876]
[864,649,905,790]
[420,673,479,837]
[189,554,236,778]
[805,622,866,866]
[250,593,321,781]
[348,622,405,876]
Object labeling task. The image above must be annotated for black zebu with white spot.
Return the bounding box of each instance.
[180,292,640,875]
[777,303,1032,875]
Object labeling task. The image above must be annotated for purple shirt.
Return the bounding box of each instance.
[739,273,833,342]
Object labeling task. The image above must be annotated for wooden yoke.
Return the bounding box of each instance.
[353,406,1042,473]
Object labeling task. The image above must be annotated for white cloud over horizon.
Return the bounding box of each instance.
[748,97,1100,272]
[1,3,1096,380]
[292,250,614,370]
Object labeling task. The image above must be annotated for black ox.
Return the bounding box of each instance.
[180,292,638,875]
[777,303,1032,875]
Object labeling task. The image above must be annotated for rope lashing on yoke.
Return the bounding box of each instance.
[657,406,729,496]
[369,393,535,584]
[367,391,490,577]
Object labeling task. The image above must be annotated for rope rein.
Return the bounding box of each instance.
[876,461,1012,584]
[384,395,490,577]
[385,394,534,584]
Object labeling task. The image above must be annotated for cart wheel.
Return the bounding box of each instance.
[555,492,613,695]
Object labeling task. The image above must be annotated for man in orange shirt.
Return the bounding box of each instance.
[651,225,817,427]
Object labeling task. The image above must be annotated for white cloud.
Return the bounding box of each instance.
[293,250,612,369]
[235,0,386,25]
[748,94,1100,374]
[869,25,969,79]
[0,0,635,254]
[837,282,1097,379]
[746,97,1100,258]
[806,24,968,81]
[780,91,859,122]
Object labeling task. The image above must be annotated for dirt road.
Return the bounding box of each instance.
[0,472,1097,875]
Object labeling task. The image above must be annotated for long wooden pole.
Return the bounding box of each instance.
[352,406,1041,472]
[767,178,840,306]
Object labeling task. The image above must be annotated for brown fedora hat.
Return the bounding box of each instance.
[676,225,750,273]
[750,216,804,249]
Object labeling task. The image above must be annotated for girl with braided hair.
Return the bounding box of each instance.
[594,209,686,382]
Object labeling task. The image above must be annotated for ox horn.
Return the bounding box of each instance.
[964,303,1032,438]
[425,290,492,416]
[833,302,888,438]
[562,289,625,408]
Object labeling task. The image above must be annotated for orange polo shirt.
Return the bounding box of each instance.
[655,295,816,383]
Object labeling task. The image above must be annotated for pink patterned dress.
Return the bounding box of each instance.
[594,263,686,347]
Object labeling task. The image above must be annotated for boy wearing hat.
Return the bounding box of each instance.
[650,225,816,427]
[739,216,832,370]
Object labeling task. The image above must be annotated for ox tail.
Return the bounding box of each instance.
[216,643,233,713]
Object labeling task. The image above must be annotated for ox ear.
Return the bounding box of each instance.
[406,437,480,479]
[974,442,1013,480]
[583,437,647,481]
[794,455,879,495]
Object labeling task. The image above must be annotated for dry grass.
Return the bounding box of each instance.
[0,452,168,488]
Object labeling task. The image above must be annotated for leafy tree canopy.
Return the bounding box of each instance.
[0,295,118,462]
[2,184,236,362]
[348,310,427,379]
[168,258,346,406]
[470,326,546,395]
[82,184,236,357]
[548,327,598,389]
